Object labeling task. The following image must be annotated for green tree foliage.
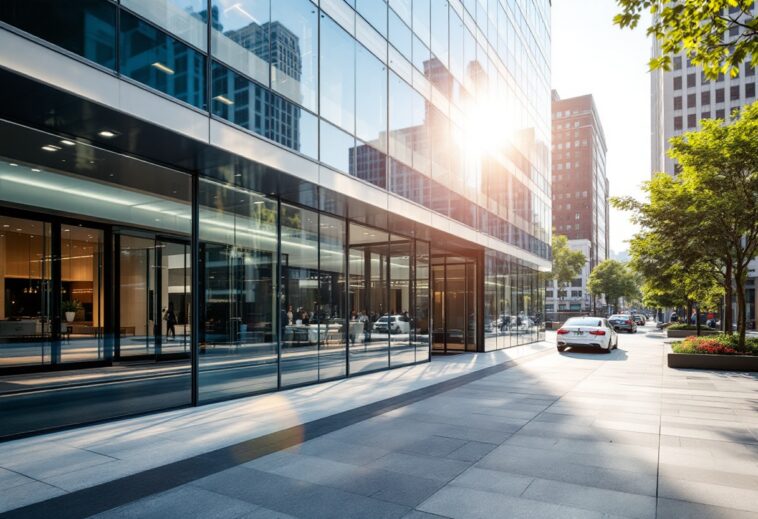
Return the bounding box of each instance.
[613,101,758,350]
[550,234,587,298]
[613,0,758,78]
[587,260,640,312]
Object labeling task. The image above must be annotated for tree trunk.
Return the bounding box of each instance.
[696,306,701,336]
[686,301,693,326]
[724,262,733,334]
[735,274,747,353]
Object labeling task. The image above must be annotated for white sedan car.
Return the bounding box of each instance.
[556,317,618,353]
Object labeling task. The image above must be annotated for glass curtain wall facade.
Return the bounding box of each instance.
[0,0,550,439]
[0,0,551,258]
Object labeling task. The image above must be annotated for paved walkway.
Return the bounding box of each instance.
[2,327,758,518]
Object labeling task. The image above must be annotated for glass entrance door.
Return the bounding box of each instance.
[118,234,190,360]
[431,259,478,354]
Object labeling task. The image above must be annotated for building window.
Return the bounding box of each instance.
[701,91,711,105]
[687,73,696,88]
[269,0,319,112]
[673,56,682,70]
[211,0,270,86]
[673,76,682,90]
[701,111,711,120]
[716,108,725,119]
[320,14,356,133]
[0,0,117,70]
[730,85,740,101]
[687,114,697,128]
[120,12,207,109]
[746,63,755,77]
[687,93,696,108]
[747,83,756,98]
[673,96,682,110]
[716,88,725,103]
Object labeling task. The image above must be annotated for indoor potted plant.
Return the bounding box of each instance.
[62,300,82,323]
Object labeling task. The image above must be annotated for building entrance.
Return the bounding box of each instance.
[116,234,190,361]
[431,256,478,354]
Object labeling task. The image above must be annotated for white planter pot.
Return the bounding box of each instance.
[65,312,75,323]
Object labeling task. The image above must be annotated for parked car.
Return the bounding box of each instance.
[556,316,618,352]
[608,314,637,333]
[632,314,646,326]
[373,314,411,334]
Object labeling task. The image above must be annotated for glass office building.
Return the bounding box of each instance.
[0,0,551,439]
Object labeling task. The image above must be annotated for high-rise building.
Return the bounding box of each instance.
[0,0,552,440]
[547,91,609,314]
[650,4,757,329]
[651,5,758,175]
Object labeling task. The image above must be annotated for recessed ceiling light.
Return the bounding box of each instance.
[98,130,116,138]
[213,95,234,106]
[60,139,76,146]
[151,62,175,75]
[31,168,40,172]
[2,224,9,228]
[9,163,18,167]
[253,201,264,205]
[41,145,60,152]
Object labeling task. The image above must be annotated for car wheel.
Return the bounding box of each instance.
[557,346,565,352]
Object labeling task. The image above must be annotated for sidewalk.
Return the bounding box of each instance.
[0,341,553,515]
[3,329,757,519]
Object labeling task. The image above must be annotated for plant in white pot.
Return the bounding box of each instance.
[62,300,82,323]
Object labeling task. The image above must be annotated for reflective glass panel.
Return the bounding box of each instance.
[414,240,430,361]
[319,214,347,380]
[61,226,104,363]
[0,0,116,69]
[270,0,319,112]
[389,235,413,366]
[198,179,277,401]
[348,223,389,373]
[356,0,387,35]
[0,217,52,368]
[211,0,271,86]
[121,0,208,50]
[280,203,320,387]
[320,120,355,174]
[320,13,356,133]
[356,44,388,151]
[120,11,206,109]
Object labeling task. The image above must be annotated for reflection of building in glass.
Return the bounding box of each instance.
[222,19,303,148]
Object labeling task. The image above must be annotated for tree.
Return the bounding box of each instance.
[587,260,640,312]
[613,0,758,79]
[613,101,758,350]
[549,234,587,300]
[669,102,758,349]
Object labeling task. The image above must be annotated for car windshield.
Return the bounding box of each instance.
[565,318,603,327]
[377,317,388,323]
[610,315,629,320]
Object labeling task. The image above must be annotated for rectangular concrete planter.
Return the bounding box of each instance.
[666,329,719,338]
[668,353,758,371]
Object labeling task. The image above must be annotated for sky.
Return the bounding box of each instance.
[551,0,651,255]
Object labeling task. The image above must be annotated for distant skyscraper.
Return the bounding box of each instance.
[548,91,609,313]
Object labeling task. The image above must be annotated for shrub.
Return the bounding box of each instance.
[667,323,698,330]
[672,335,758,355]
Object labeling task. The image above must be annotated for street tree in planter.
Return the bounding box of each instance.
[668,102,758,350]
[587,260,640,314]
[549,234,587,307]
[614,102,758,350]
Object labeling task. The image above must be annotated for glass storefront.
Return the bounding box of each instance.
[0,150,453,438]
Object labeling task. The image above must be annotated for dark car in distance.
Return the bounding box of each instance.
[608,314,637,333]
